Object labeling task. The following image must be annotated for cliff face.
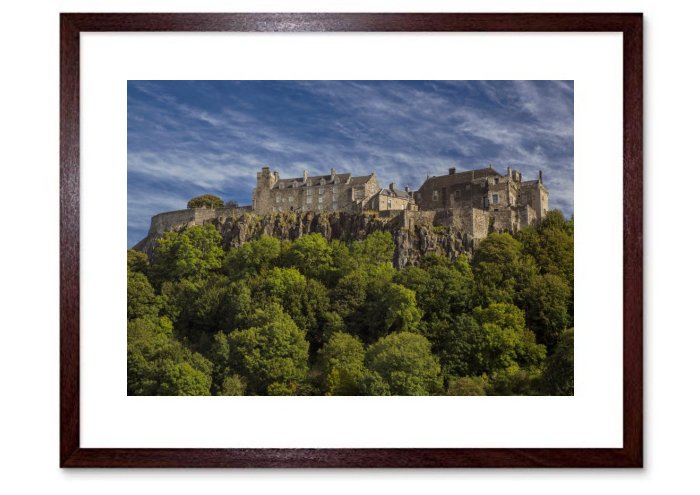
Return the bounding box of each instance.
[134,208,480,268]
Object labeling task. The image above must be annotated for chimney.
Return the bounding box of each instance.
[389,182,395,192]
[449,167,456,175]
[303,169,309,183]
[405,185,410,192]
[330,168,336,181]
[273,171,279,182]
[507,166,512,178]
[539,170,543,183]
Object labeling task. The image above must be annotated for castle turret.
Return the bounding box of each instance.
[253,166,277,214]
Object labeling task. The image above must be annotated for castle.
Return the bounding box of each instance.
[135,164,550,260]
[252,165,548,234]
[252,167,415,214]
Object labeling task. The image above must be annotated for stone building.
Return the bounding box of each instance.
[414,165,549,233]
[364,183,417,212]
[252,166,381,214]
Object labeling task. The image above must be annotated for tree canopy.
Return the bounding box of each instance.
[187,194,224,209]
[127,210,574,396]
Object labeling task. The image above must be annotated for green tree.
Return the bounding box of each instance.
[357,370,391,396]
[127,249,150,275]
[472,233,533,305]
[350,231,395,267]
[430,314,482,377]
[540,328,574,395]
[519,210,574,288]
[151,224,224,286]
[317,332,366,395]
[221,374,247,395]
[331,264,399,343]
[473,303,546,371]
[365,332,442,395]
[487,367,542,396]
[355,265,402,342]
[447,376,488,396]
[434,303,546,378]
[331,269,370,319]
[382,283,423,333]
[328,240,354,282]
[251,267,332,350]
[187,194,224,209]
[164,275,253,345]
[224,235,281,277]
[394,255,475,325]
[522,273,571,349]
[208,331,231,395]
[228,304,309,395]
[127,271,160,321]
[157,362,213,396]
[127,317,213,396]
[284,233,334,281]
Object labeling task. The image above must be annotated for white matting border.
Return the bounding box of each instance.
[80,32,622,448]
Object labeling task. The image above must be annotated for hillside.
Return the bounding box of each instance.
[134,208,488,268]
[128,208,574,396]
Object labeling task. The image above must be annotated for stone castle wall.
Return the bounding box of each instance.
[135,207,505,268]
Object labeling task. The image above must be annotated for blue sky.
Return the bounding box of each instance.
[128,80,573,247]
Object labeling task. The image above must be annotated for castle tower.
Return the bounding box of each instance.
[252,166,277,214]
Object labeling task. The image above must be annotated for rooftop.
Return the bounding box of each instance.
[272,170,375,189]
[418,166,502,191]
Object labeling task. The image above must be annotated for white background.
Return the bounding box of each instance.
[0,0,696,492]
[81,31,621,449]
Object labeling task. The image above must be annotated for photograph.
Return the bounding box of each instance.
[127,80,575,397]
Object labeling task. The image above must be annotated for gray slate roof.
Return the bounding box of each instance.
[274,173,353,189]
[378,188,410,199]
[418,167,501,192]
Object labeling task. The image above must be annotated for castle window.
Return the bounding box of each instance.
[319,187,325,195]
[492,194,499,204]
[388,199,392,209]
[306,196,312,204]
[275,194,280,203]
[333,186,338,193]
[288,196,294,203]
[306,188,312,196]
[483,196,489,208]
[454,190,461,200]
[494,178,499,184]
[432,190,439,201]
[318,196,324,203]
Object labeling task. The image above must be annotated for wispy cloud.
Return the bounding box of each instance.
[128,80,573,247]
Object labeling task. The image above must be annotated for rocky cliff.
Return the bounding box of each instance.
[134,208,483,268]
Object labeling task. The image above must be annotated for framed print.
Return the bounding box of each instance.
[60,13,643,467]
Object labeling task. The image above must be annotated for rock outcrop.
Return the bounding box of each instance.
[134,208,485,268]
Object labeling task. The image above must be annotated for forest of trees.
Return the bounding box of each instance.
[127,210,574,396]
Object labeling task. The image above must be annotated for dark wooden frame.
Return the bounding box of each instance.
[60,13,643,468]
